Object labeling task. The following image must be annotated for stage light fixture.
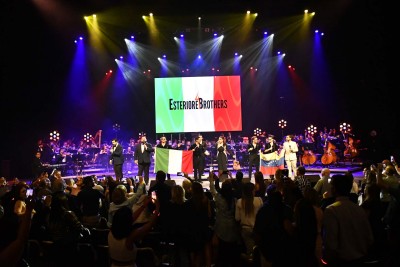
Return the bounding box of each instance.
[278,119,287,139]
[113,123,120,132]
[49,130,60,142]
[278,120,287,129]
[84,133,92,143]
[253,128,262,137]
[339,122,351,134]
[307,125,317,135]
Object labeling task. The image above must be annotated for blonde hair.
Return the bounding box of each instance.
[182,179,192,191]
[171,185,186,205]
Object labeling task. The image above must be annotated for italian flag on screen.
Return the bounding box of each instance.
[154,148,193,174]
[155,76,242,133]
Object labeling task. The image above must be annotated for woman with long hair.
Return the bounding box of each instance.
[216,136,229,177]
[235,182,264,260]
[185,181,213,267]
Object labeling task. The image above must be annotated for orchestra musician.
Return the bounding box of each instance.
[305,132,315,144]
[296,135,306,167]
[55,148,72,164]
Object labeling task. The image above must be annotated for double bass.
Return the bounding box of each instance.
[302,150,317,165]
[321,141,337,165]
[344,137,359,158]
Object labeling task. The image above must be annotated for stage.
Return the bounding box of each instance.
[60,159,365,187]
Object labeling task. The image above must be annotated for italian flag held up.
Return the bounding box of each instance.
[155,148,193,174]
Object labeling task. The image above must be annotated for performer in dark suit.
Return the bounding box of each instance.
[156,136,172,180]
[134,135,154,185]
[189,135,206,182]
[248,136,261,179]
[263,135,279,155]
[109,138,124,182]
[262,135,280,179]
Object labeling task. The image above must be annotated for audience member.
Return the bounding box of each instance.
[77,175,106,228]
[185,181,213,267]
[376,163,400,267]
[313,168,331,199]
[322,174,373,267]
[294,166,311,196]
[209,174,241,267]
[108,204,160,267]
[254,171,266,200]
[293,198,319,267]
[253,190,295,267]
[235,182,263,261]
[107,184,141,228]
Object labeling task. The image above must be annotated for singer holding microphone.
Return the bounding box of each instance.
[134,135,154,185]
[189,135,206,182]
[248,136,261,179]
[283,135,298,180]
[109,138,124,182]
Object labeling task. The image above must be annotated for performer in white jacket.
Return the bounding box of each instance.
[282,135,298,180]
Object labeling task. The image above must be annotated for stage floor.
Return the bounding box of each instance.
[61,161,365,188]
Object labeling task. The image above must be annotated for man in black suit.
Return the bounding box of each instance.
[134,135,154,185]
[156,136,172,180]
[248,136,261,179]
[109,138,124,182]
[189,135,206,182]
[32,151,45,180]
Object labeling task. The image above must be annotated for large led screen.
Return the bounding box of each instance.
[155,75,242,133]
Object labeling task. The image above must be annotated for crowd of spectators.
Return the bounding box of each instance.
[0,154,399,267]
